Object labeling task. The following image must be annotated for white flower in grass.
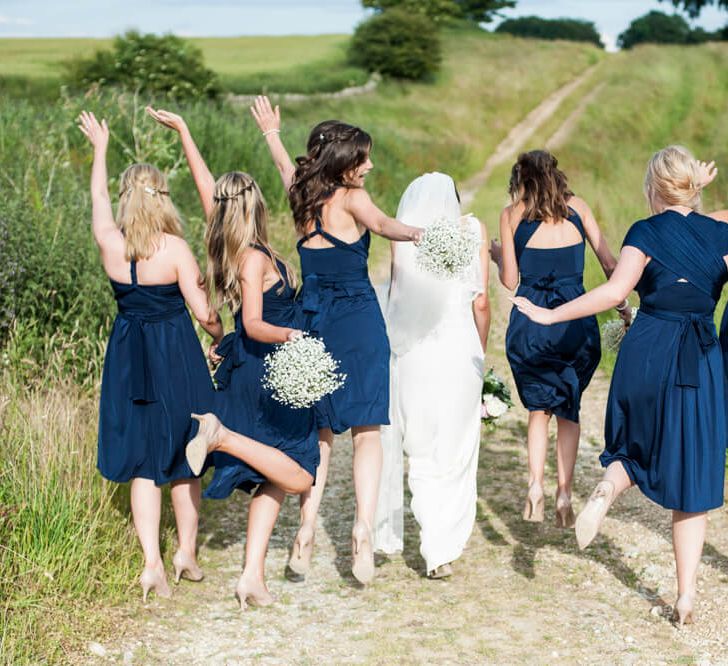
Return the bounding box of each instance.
[416,215,480,280]
[482,394,509,419]
[262,335,346,409]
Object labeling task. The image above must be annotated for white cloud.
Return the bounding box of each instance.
[0,14,33,26]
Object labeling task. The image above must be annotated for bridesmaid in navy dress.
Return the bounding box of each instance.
[251,96,422,584]
[78,112,223,602]
[147,107,319,608]
[491,151,626,528]
[513,146,728,626]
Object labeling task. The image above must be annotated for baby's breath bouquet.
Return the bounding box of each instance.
[600,307,638,352]
[481,368,513,427]
[416,215,480,280]
[262,335,346,409]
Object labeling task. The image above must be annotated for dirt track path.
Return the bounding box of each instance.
[92,69,728,665]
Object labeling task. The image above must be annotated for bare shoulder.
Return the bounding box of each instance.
[240,246,270,273]
[162,233,193,259]
[567,195,591,218]
[709,209,728,223]
[500,203,522,230]
[343,187,372,209]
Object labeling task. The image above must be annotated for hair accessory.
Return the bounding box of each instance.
[142,185,169,196]
[213,182,255,202]
[319,133,325,142]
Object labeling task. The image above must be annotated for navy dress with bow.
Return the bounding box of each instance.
[297,218,390,433]
[203,247,319,497]
[506,208,601,423]
[98,260,214,485]
[602,210,728,512]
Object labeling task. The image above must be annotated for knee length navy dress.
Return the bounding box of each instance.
[203,247,320,498]
[506,208,601,423]
[98,261,214,485]
[602,210,728,513]
[297,219,390,433]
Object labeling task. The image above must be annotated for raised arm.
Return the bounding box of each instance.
[250,96,296,192]
[175,240,223,343]
[473,222,491,353]
[512,246,647,326]
[77,111,125,262]
[240,251,301,344]
[570,196,617,279]
[345,188,422,242]
[146,107,216,219]
[489,207,519,290]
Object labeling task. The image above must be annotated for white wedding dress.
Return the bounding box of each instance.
[374,172,485,573]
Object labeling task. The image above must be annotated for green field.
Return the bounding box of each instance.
[2,26,728,663]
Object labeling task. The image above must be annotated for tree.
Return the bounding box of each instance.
[362,0,516,24]
[660,0,728,18]
[495,16,604,48]
[618,11,693,48]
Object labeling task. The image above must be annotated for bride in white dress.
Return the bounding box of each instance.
[374,172,491,578]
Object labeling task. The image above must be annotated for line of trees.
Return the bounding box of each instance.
[495,16,604,48]
[619,10,726,48]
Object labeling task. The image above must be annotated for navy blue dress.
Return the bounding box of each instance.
[203,247,320,498]
[602,211,728,513]
[506,208,601,423]
[98,261,214,485]
[297,218,390,433]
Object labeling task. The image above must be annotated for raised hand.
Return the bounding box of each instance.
[695,160,718,189]
[510,296,554,325]
[250,95,281,134]
[146,106,187,134]
[77,111,109,151]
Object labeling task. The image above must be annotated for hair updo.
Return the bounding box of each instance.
[508,150,573,223]
[289,120,372,234]
[644,145,703,214]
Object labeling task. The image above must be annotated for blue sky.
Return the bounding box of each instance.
[0,0,725,50]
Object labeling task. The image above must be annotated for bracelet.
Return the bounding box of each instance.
[615,299,629,312]
[262,129,280,137]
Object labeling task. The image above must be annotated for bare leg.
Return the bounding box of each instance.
[554,417,580,527]
[237,482,286,607]
[350,425,382,584]
[131,477,171,599]
[289,429,333,575]
[524,410,550,521]
[672,511,706,600]
[170,478,203,581]
[602,460,633,497]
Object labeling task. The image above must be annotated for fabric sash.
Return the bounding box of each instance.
[519,272,583,308]
[301,269,371,334]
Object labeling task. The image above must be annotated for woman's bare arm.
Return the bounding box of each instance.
[250,96,296,192]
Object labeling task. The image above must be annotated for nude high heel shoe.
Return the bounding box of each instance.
[351,522,375,585]
[139,567,172,603]
[172,550,204,583]
[574,480,615,549]
[523,482,545,522]
[234,575,274,610]
[555,492,576,529]
[673,594,695,627]
[287,525,315,577]
[186,413,224,475]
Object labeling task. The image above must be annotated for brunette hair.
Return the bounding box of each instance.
[204,171,295,314]
[289,120,372,234]
[644,145,702,214]
[508,150,573,223]
[116,163,183,259]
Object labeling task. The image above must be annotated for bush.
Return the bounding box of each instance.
[64,31,220,100]
[618,11,693,48]
[349,9,442,80]
[496,16,604,48]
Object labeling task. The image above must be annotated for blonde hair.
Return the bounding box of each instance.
[116,163,183,260]
[204,171,296,314]
[644,145,703,214]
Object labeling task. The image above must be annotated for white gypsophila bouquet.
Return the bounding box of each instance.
[262,335,346,409]
[481,368,513,427]
[416,215,480,280]
[600,307,638,352]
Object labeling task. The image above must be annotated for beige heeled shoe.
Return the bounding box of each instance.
[523,482,545,522]
[351,522,375,585]
[555,492,576,529]
[287,525,315,577]
[427,563,453,579]
[575,480,615,549]
[673,594,695,627]
[139,567,172,603]
[234,575,274,610]
[172,550,204,583]
[187,413,224,475]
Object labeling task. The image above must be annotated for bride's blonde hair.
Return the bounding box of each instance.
[644,145,703,214]
[116,163,183,260]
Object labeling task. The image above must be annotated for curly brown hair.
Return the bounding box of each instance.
[508,150,573,223]
[289,120,372,234]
